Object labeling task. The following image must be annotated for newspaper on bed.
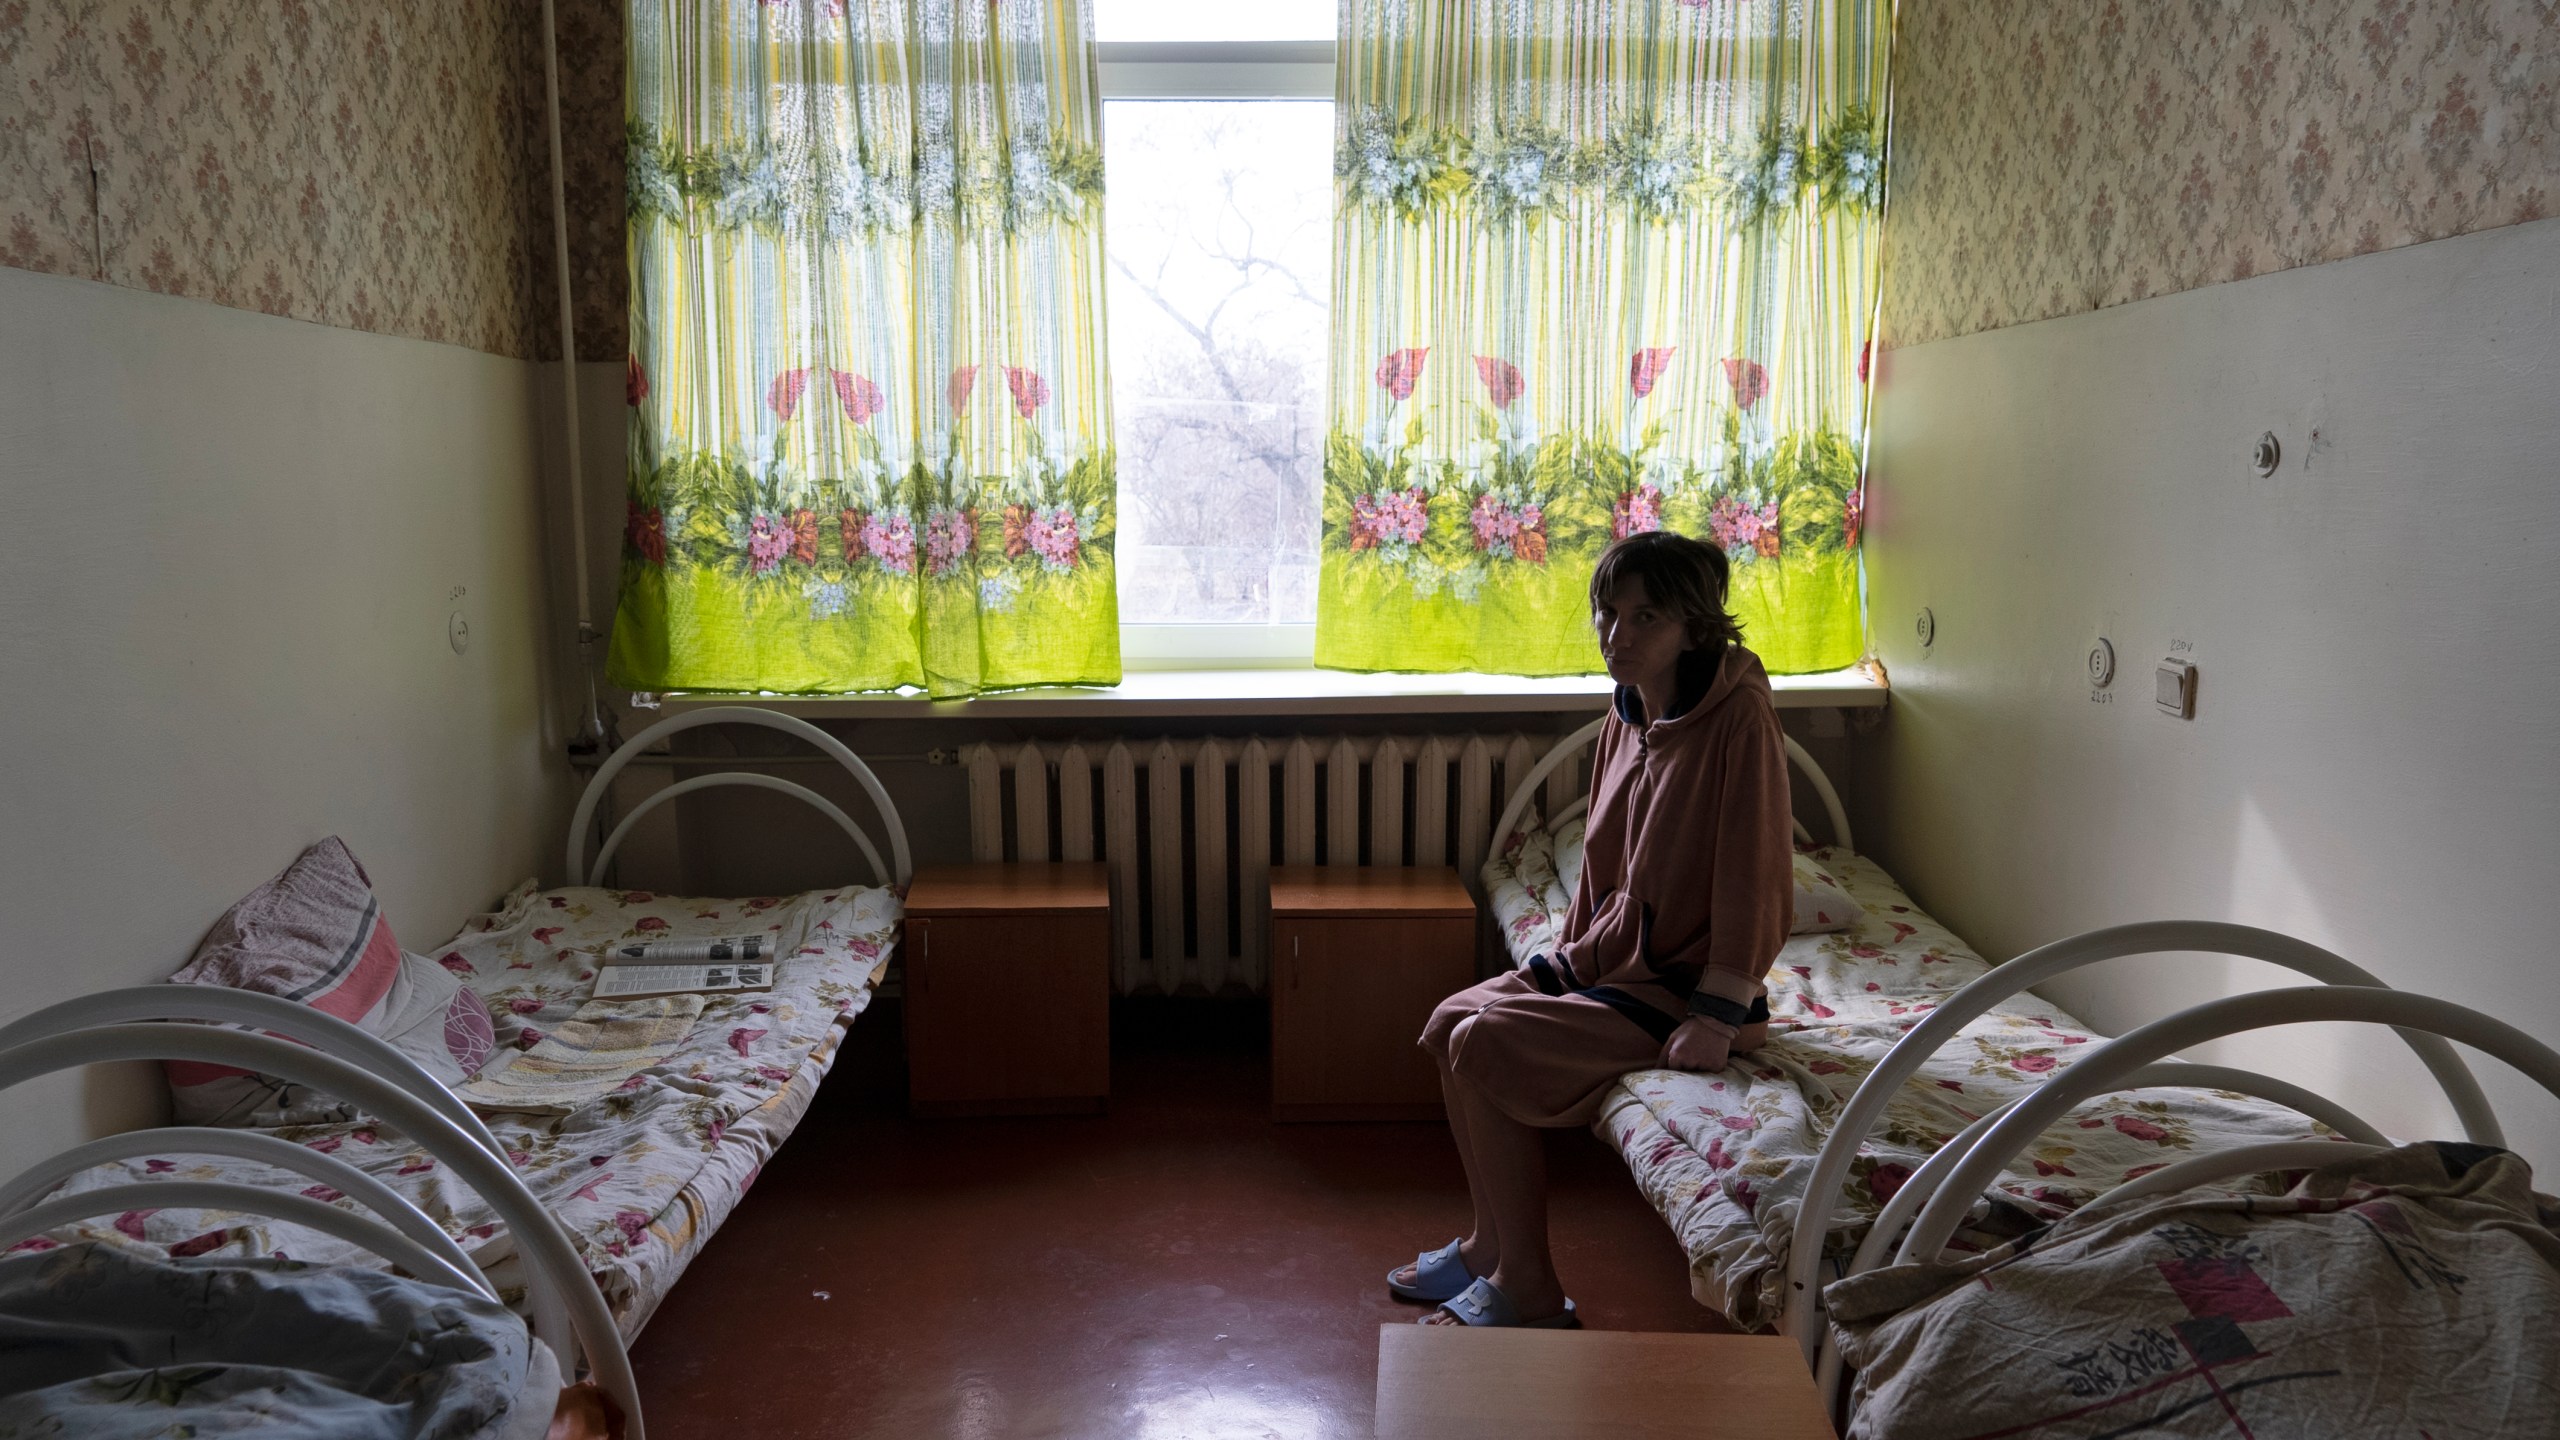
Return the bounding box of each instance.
[592,933,780,1000]
[608,933,772,963]
[593,962,776,1001]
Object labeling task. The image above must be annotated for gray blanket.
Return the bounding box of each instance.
[0,1242,557,1439]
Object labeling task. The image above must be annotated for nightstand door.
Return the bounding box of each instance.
[1271,915,1474,1110]
[907,912,1110,1106]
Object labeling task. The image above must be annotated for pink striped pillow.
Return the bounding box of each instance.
[164,837,408,1125]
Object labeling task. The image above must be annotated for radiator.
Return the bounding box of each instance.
[960,733,1585,995]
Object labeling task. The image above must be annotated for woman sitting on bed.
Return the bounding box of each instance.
[1394,529,1795,1328]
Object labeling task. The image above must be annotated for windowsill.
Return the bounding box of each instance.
[649,662,1887,718]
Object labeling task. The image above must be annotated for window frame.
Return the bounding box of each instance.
[1100,40,1335,668]
[1098,40,1334,100]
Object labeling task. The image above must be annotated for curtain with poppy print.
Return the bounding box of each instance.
[1316,0,1888,675]
[610,0,1118,698]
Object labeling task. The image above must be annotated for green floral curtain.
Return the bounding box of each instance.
[612,0,1119,698]
[1317,0,1888,675]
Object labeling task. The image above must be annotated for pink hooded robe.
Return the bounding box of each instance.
[1419,641,1794,1127]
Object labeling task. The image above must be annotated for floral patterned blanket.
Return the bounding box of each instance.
[14,882,895,1339]
[1827,1144,2560,1438]
[1484,837,2344,1331]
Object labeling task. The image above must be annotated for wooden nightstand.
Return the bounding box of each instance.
[903,862,1111,1117]
[1268,864,1477,1122]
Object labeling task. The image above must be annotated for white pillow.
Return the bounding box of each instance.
[1791,851,1864,934]
[1554,816,1587,901]
[369,948,499,1088]
[251,951,497,1125]
[166,838,496,1126]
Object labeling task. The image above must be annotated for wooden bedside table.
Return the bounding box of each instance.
[1268,864,1477,1122]
[904,862,1111,1117]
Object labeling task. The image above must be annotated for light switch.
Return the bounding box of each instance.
[2155,657,2195,718]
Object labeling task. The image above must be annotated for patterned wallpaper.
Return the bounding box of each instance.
[1882,0,2560,348]
[0,0,538,356]
[14,3,2557,360]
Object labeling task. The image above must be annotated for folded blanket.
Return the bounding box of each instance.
[459,995,707,1115]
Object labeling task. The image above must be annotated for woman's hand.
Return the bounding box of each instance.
[1662,1015,1738,1072]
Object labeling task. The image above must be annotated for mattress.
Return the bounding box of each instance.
[1484,835,2347,1331]
[12,880,896,1339]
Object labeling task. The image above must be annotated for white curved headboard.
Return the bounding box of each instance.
[1486,715,1853,864]
[1775,918,2507,1399]
[568,706,912,890]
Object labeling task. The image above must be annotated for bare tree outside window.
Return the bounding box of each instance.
[1104,101,1331,625]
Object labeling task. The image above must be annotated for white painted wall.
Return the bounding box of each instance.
[0,266,573,1177]
[1860,216,2560,1173]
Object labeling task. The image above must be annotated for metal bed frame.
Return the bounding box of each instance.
[1484,721,2543,1418]
[1781,925,2509,1410]
[569,704,912,891]
[0,992,641,1435]
[0,706,914,1440]
[1487,713,1854,863]
[1810,986,2560,1419]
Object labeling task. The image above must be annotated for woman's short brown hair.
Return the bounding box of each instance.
[1588,530,1741,650]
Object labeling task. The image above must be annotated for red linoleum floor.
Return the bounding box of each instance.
[629,999,1729,1439]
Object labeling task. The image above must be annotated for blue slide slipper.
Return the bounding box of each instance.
[1422,1277,1580,1329]
[1387,1238,1475,1303]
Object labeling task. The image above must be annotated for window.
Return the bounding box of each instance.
[1094,1,1334,47]
[1096,3,1335,667]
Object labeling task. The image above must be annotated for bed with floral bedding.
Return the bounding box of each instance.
[1483,827,2347,1331]
[12,880,895,1339]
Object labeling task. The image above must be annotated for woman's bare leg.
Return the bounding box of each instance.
[1395,1061,1500,1289]
[1421,1068,1565,1324]
[1443,1061,1502,1277]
